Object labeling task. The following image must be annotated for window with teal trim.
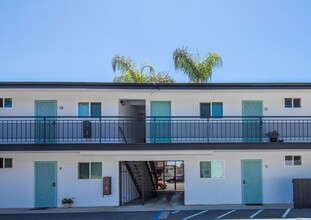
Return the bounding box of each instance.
[285,98,301,108]
[91,162,102,179]
[78,163,89,179]
[0,98,13,109]
[78,102,101,117]
[0,158,13,168]
[78,162,102,179]
[200,102,223,118]
[200,161,224,178]
[200,103,211,118]
[212,102,223,118]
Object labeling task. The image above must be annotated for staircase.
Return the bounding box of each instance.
[121,161,158,205]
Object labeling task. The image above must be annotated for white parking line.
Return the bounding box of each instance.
[171,210,180,214]
[182,210,208,220]
[250,209,263,219]
[282,208,291,218]
[216,209,236,219]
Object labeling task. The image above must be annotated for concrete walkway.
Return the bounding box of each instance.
[0,191,293,215]
[0,204,293,215]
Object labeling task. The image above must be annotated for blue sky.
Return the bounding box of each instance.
[1,0,311,83]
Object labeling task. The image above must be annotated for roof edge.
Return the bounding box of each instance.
[1,82,311,90]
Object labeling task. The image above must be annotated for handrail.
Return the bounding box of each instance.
[1,116,311,144]
[3,115,311,119]
[118,127,127,144]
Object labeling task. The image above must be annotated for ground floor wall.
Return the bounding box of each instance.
[0,149,310,208]
[0,152,120,208]
[184,151,310,205]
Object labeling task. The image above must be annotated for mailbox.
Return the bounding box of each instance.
[83,121,92,138]
[103,176,111,195]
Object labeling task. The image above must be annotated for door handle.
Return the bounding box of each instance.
[52,182,56,187]
[243,180,246,184]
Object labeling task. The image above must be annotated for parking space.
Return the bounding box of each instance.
[155,208,311,219]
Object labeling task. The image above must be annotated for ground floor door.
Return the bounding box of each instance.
[35,161,57,208]
[241,159,263,204]
[35,100,57,143]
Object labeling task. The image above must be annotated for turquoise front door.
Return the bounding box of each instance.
[241,159,263,204]
[150,101,171,143]
[35,100,57,143]
[242,100,263,142]
[35,161,57,208]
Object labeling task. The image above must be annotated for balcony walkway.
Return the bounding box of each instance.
[1,116,311,144]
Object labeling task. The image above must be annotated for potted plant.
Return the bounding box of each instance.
[62,198,74,208]
[266,130,279,142]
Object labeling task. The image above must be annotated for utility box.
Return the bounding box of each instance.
[293,179,311,208]
[83,121,92,138]
[103,176,111,195]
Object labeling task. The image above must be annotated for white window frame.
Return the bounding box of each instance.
[200,160,225,179]
[0,158,13,169]
[77,101,102,116]
[284,98,301,109]
[199,102,224,118]
[78,162,102,180]
[284,155,302,167]
[0,98,13,109]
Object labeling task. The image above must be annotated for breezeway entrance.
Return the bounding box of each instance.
[119,160,184,206]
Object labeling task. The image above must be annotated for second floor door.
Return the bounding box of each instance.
[242,100,263,142]
[150,101,171,143]
[34,100,57,143]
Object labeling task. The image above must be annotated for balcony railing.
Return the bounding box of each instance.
[0,116,311,144]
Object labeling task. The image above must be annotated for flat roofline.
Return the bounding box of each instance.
[1,82,311,90]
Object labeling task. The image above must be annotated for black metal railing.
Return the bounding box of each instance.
[1,116,311,144]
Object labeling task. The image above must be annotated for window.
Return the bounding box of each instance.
[78,162,102,179]
[200,102,223,118]
[0,98,13,109]
[0,158,13,168]
[200,161,224,178]
[285,155,302,166]
[285,98,301,108]
[78,102,101,117]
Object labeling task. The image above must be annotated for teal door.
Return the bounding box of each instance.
[35,100,57,143]
[242,101,263,142]
[241,160,263,204]
[35,161,57,208]
[150,101,171,143]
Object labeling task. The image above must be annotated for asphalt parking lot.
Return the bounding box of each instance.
[0,208,311,220]
[154,208,311,219]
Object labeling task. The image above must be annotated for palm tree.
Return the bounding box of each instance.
[146,72,175,83]
[173,47,223,83]
[112,54,175,83]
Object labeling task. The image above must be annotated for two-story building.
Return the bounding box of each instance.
[1,82,311,208]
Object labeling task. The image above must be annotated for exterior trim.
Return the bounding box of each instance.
[2,82,311,90]
[1,142,311,151]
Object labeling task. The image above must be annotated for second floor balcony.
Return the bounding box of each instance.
[0,116,310,144]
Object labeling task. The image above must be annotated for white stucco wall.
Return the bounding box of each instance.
[0,88,310,117]
[184,150,311,205]
[1,149,310,208]
[0,87,310,208]
[0,152,119,208]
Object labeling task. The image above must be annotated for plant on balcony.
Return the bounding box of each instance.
[266,130,279,142]
[62,197,74,208]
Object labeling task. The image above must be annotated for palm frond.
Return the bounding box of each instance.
[147,72,175,83]
[173,48,198,82]
[141,64,155,75]
[112,54,137,79]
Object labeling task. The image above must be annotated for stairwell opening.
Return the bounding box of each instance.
[118,99,146,143]
[119,160,184,206]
